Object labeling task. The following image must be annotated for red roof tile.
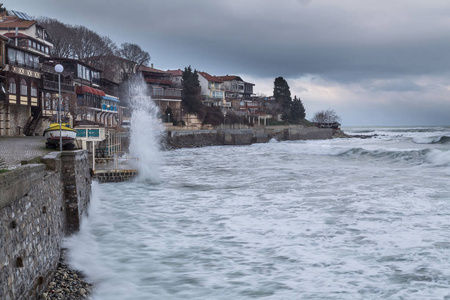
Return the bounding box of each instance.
[217,75,241,82]
[166,69,183,76]
[198,71,222,83]
[138,65,170,74]
[0,16,35,29]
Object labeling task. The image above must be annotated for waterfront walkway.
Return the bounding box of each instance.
[0,136,52,169]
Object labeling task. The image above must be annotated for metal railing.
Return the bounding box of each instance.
[93,155,139,172]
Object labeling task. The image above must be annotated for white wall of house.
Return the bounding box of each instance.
[198,74,210,96]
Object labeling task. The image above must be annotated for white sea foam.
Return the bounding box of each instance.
[425,149,450,166]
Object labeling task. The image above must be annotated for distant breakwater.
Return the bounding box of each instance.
[166,126,337,149]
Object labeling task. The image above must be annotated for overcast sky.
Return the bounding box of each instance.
[5,0,450,126]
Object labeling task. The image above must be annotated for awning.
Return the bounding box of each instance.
[76,86,106,97]
[102,95,120,102]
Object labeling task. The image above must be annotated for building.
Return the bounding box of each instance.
[41,57,120,128]
[139,65,182,121]
[198,71,227,108]
[216,75,255,99]
[0,11,52,136]
[166,69,183,88]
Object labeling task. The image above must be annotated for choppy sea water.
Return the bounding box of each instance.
[65,126,450,300]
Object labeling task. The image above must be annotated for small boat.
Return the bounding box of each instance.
[44,122,77,149]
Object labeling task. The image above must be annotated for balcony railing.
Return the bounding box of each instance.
[151,89,182,99]
[43,80,75,93]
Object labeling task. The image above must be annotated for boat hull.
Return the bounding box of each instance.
[44,123,77,148]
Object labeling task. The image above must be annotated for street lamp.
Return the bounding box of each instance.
[55,64,64,151]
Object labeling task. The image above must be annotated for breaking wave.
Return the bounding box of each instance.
[413,135,450,145]
[336,147,430,164]
[425,149,450,166]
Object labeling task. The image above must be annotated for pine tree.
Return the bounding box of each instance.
[273,77,292,122]
[273,77,291,110]
[290,95,306,123]
[182,66,202,113]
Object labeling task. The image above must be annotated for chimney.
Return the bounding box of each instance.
[151,63,153,68]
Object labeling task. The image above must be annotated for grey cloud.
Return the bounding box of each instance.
[6,0,450,125]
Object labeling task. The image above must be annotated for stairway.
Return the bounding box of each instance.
[23,112,42,136]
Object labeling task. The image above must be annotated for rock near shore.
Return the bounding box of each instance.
[39,250,92,300]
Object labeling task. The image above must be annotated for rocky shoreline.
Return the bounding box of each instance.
[333,130,378,139]
[39,249,92,300]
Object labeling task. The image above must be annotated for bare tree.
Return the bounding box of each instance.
[312,109,342,124]
[118,43,150,74]
[38,18,117,60]
[72,26,115,60]
[38,17,74,58]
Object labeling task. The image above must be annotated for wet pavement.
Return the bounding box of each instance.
[0,136,54,169]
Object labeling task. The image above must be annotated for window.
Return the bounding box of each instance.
[31,82,38,97]
[44,93,51,110]
[33,56,39,69]
[20,79,28,96]
[36,28,43,39]
[25,53,33,68]
[85,68,91,81]
[212,91,223,98]
[33,41,36,48]
[17,51,25,65]
[8,78,16,94]
[77,64,82,78]
[7,48,16,64]
[28,40,32,47]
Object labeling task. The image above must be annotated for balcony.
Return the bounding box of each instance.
[151,89,182,100]
[43,80,75,93]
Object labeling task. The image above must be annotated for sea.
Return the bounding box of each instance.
[63,124,450,300]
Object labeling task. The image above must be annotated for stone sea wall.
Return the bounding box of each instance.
[0,151,91,300]
[166,126,336,148]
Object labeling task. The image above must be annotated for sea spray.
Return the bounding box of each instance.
[127,75,165,181]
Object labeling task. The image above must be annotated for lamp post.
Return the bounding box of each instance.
[55,64,64,151]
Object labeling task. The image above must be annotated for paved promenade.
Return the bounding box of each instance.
[0,136,53,169]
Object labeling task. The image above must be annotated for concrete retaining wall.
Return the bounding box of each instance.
[0,151,91,300]
[167,126,335,148]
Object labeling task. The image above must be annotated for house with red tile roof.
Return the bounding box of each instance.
[198,71,227,108]
[138,65,182,121]
[166,69,183,88]
[0,12,52,57]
